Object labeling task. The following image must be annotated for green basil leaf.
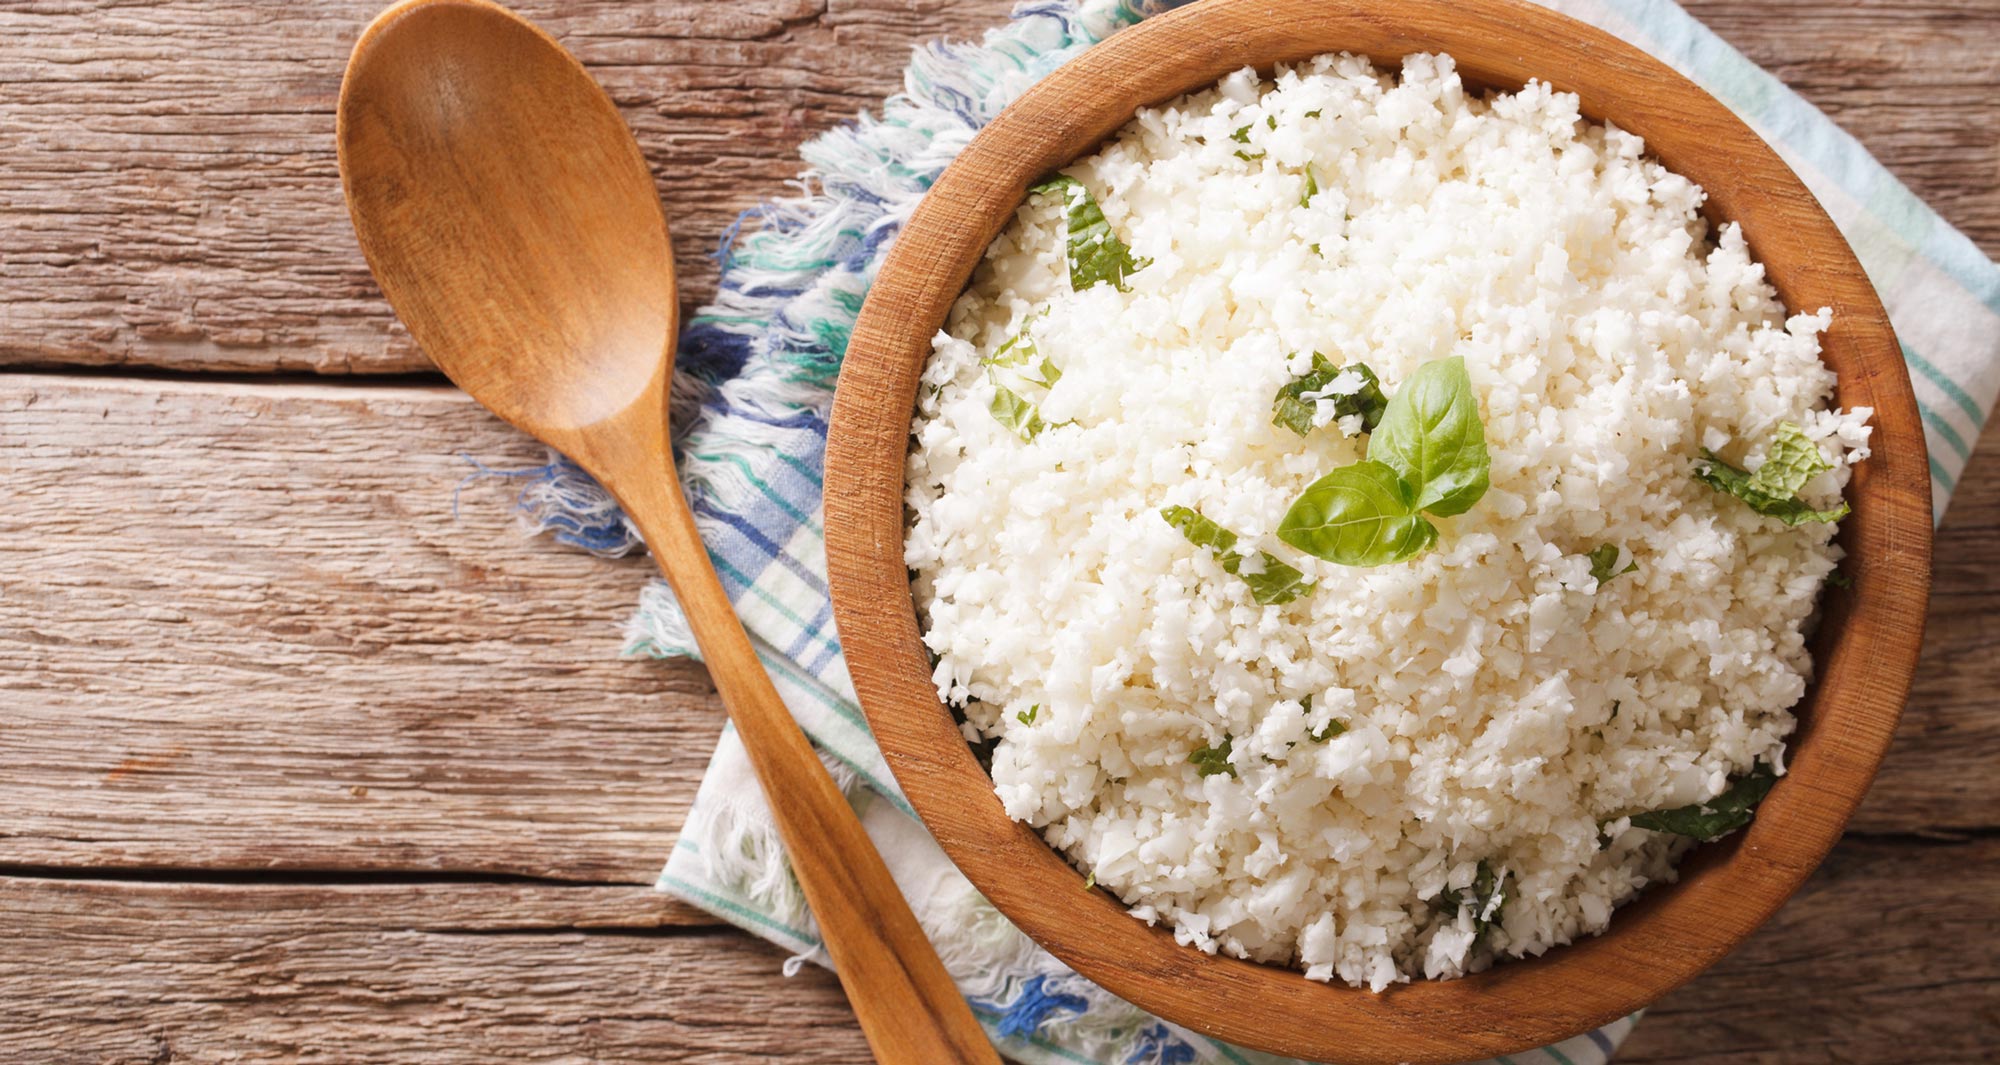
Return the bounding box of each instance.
[1367,356,1490,517]
[1188,736,1236,778]
[1272,355,1386,437]
[1628,763,1777,841]
[1277,460,1438,566]
[1586,544,1638,585]
[1027,175,1151,292]
[1160,505,1313,606]
[1696,448,1849,526]
[988,383,1050,442]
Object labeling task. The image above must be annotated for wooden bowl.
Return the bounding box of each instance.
[824,0,1933,1060]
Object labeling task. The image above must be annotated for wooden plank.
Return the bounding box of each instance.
[0,374,703,881]
[8,833,1994,1063]
[1620,833,2000,1063]
[2,877,875,1063]
[2,373,1996,880]
[1,0,1994,374]
[0,0,1019,374]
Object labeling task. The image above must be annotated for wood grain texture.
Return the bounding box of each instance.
[1681,0,2000,246]
[2,877,877,1064]
[0,0,1020,374]
[0,374,692,881]
[0,375,1988,856]
[1620,833,2000,1064]
[825,0,1931,1060]
[2,0,1995,375]
[5,838,1994,1064]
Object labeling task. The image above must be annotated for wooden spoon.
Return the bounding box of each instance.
[335,3,999,1061]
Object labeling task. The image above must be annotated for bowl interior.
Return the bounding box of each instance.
[824,0,1932,1061]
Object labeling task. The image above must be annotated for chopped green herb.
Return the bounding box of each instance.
[1266,115,1277,130]
[1272,355,1385,437]
[1826,570,1854,589]
[984,330,1061,389]
[1438,861,1507,938]
[1015,704,1040,726]
[1229,123,1265,162]
[1586,544,1639,585]
[1368,356,1490,517]
[1083,870,1097,890]
[1695,422,1849,525]
[1160,505,1313,605]
[1298,693,1346,743]
[1278,358,1489,567]
[1628,763,1777,841]
[1027,175,1152,292]
[988,383,1051,442]
[1307,719,1346,742]
[1304,108,1322,118]
[1298,164,1319,208]
[1466,860,1506,938]
[1188,736,1236,778]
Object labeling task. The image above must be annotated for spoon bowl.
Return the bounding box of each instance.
[340,0,672,439]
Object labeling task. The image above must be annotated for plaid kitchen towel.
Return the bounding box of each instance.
[501,1,1999,1061]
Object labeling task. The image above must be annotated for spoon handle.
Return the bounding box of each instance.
[615,464,1001,1065]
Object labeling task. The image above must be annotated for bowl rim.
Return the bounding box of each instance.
[824,0,1934,1060]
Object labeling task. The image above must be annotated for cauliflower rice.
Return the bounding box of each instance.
[905,54,1871,989]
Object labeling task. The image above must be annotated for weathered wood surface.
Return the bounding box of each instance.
[5,878,878,1063]
[1,0,1996,373]
[5,375,1996,871]
[2,0,1997,1061]
[3,839,1994,1063]
[0,375,693,882]
[4,380,1999,1061]
[1621,834,2000,1064]
[0,0,1024,373]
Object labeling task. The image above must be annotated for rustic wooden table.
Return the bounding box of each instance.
[2,2,1995,1061]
